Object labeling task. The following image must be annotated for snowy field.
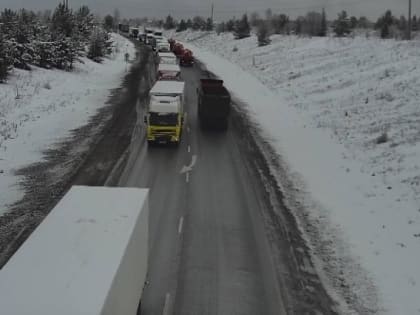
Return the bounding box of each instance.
[0,33,135,215]
[171,30,420,314]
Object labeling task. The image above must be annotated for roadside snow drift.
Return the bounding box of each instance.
[172,31,420,314]
[0,186,149,315]
[0,33,135,214]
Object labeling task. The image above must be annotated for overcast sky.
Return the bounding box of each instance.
[0,0,417,21]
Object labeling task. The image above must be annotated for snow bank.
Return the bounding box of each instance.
[0,186,148,315]
[173,31,420,314]
[0,33,135,214]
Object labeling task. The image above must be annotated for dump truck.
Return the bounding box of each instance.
[145,81,185,145]
[180,49,194,66]
[0,186,149,315]
[197,79,231,130]
[157,63,181,80]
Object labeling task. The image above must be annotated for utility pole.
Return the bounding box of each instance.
[211,3,214,23]
[408,0,412,40]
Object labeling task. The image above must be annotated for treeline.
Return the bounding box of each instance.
[155,8,420,47]
[0,4,113,83]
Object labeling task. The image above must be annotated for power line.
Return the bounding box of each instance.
[408,0,412,40]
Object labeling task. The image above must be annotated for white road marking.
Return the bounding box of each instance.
[187,145,191,153]
[186,172,190,183]
[162,293,171,315]
[180,154,197,174]
[178,216,184,234]
[187,126,190,133]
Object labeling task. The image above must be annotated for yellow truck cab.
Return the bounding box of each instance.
[145,80,185,145]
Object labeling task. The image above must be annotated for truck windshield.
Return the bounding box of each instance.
[149,112,178,126]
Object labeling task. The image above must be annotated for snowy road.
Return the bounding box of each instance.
[117,50,336,314]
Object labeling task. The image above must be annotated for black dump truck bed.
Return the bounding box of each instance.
[197,79,231,130]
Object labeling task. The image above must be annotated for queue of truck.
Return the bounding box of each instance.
[140,31,231,146]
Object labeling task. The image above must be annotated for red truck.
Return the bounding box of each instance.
[173,43,185,57]
[180,49,194,67]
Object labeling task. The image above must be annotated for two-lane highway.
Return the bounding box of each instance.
[117,49,336,315]
[118,61,285,314]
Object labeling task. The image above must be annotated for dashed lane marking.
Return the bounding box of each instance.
[178,216,184,234]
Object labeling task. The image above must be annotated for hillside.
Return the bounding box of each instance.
[172,30,420,314]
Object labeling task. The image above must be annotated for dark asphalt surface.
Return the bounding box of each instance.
[119,62,285,315]
[120,63,284,315]
[118,47,338,315]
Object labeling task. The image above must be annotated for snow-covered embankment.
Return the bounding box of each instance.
[0,33,135,214]
[173,30,420,314]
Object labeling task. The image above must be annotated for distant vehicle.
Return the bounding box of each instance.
[146,34,156,47]
[129,27,139,38]
[180,49,194,66]
[153,30,163,37]
[144,28,154,34]
[138,32,146,42]
[197,79,231,130]
[118,23,129,33]
[157,63,181,80]
[158,52,177,65]
[145,81,185,145]
[157,41,171,52]
[173,43,184,57]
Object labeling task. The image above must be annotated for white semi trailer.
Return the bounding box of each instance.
[0,186,149,315]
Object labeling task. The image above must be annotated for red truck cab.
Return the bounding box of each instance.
[180,49,194,67]
[173,43,185,57]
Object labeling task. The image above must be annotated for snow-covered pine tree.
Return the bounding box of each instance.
[257,21,271,46]
[87,28,109,62]
[51,3,75,38]
[376,10,394,39]
[225,19,235,32]
[234,14,251,39]
[272,14,289,34]
[333,10,351,37]
[302,11,323,36]
[75,6,94,41]
[176,19,187,32]
[164,15,176,30]
[192,16,206,30]
[319,8,327,36]
[205,18,213,31]
[34,40,54,68]
[0,31,12,82]
[103,15,114,32]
